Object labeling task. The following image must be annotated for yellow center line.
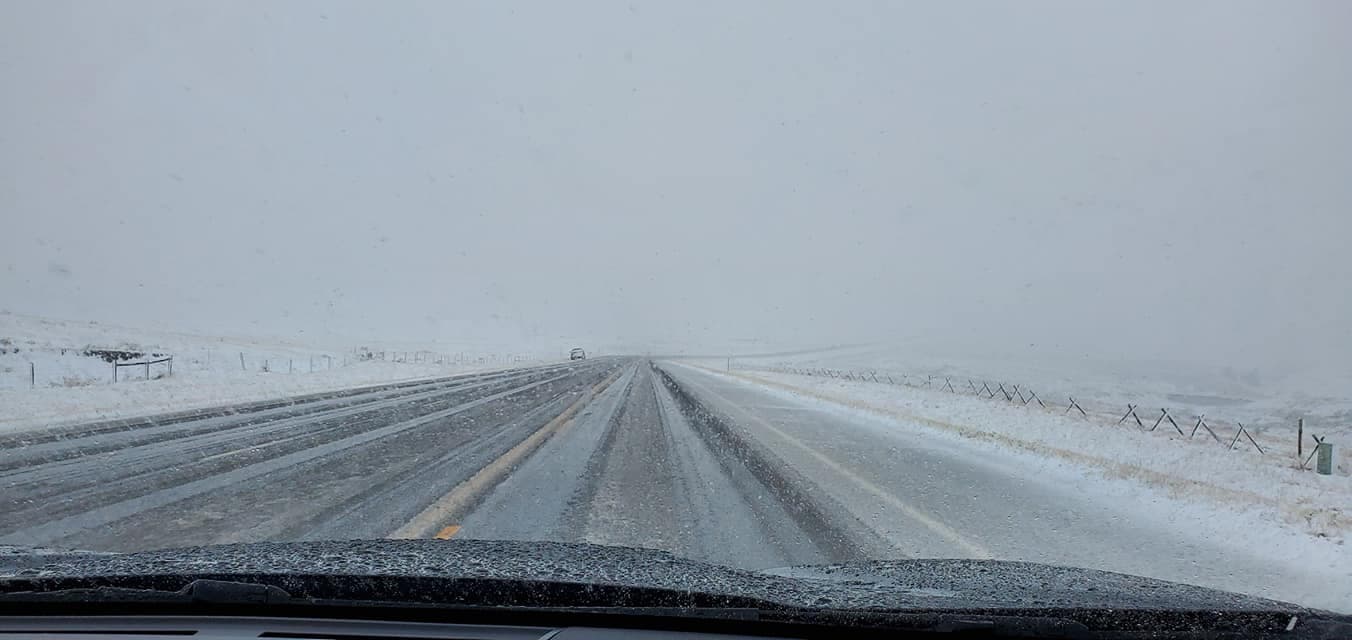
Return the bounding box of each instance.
[434,525,461,540]
[389,366,629,539]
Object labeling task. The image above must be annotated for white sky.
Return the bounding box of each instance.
[3,1,1350,368]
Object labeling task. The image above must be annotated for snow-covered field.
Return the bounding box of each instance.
[728,344,1352,452]
[0,312,557,434]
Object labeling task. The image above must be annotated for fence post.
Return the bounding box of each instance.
[168,357,173,377]
[1298,418,1304,458]
[240,352,246,371]
[289,359,294,373]
[144,361,150,379]
[29,362,35,388]
[112,362,117,383]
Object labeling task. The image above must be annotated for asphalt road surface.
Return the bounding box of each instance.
[0,357,1315,606]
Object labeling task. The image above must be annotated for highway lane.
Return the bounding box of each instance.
[453,362,880,568]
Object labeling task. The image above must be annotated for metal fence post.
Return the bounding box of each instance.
[29,362,35,388]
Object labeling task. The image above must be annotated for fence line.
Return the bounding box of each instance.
[12,347,553,390]
[112,356,173,383]
[732,362,1338,473]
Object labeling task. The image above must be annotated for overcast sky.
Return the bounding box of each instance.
[2,1,1350,368]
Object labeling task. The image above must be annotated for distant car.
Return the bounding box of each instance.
[569,348,586,361]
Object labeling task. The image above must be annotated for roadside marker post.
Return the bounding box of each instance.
[1316,442,1333,475]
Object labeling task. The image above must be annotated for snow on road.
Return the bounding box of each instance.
[665,362,1351,613]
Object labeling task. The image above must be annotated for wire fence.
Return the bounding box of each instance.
[111,356,173,382]
[353,349,533,366]
[732,362,1339,474]
[8,347,544,390]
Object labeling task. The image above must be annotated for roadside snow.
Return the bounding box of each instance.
[730,344,1352,446]
[0,312,554,434]
[0,360,514,435]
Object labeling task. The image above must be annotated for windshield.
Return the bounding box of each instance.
[1,0,1348,617]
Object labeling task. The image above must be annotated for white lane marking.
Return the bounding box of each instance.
[672,370,993,559]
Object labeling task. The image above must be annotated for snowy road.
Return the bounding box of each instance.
[0,358,1327,608]
[653,364,1324,604]
[0,360,621,549]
